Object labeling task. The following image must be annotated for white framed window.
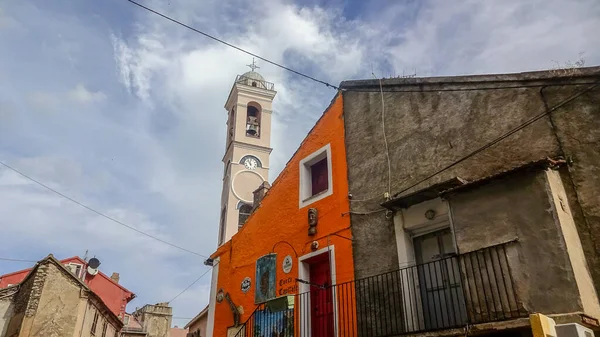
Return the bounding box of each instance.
[66,263,83,278]
[299,143,333,208]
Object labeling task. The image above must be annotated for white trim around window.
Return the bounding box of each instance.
[299,143,333,208]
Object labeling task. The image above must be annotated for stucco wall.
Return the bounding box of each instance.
[447,169,581,314]
[22,262,81,337]
[188,313,207,337]
[79,300,121,337]
[539,84,600,295]
[210,94,354,336]
[341,68,600,292]
[0,288,16,336]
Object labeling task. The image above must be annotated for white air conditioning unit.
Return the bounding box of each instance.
[555,323,594,337]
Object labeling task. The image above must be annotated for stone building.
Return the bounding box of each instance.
[339,67,600,335]
[0,254,122,337]
[121,303,173,337]
[0,255,135,319]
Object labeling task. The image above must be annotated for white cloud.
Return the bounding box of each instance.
[68,84,107,104]
[28,91,59,109]
[1,0,599,326]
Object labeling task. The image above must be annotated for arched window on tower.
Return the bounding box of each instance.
[246,103,261,138]
[238,203,253,228]
[228,108,235,142]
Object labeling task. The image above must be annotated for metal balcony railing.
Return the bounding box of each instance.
[233,241,526,337]
[235,75,275,91]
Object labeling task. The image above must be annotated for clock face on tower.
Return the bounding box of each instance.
[241,155,260,170]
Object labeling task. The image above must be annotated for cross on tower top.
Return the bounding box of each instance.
[247,58,260,72]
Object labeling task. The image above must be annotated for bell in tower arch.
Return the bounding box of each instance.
[246,105,261,137]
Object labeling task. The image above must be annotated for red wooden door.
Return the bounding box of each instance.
[310,258,334,337]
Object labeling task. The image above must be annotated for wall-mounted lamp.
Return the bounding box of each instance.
[204,258,214,266]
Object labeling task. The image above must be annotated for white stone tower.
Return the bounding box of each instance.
[218,61,276,245]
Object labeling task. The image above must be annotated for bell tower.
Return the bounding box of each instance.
[218,61,276,245]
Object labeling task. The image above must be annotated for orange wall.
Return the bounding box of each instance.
[211,93,354,335]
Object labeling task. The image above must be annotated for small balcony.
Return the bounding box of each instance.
[235,74,275,91]
[234,241,527,337]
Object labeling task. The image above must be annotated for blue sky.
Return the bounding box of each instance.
[1,0,599,327]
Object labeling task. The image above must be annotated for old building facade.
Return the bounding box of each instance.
[0,255,122,337]
[0,256,135,319]
[339,67,600,335]
[208,93,355,337]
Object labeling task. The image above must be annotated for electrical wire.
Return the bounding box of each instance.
[125,0,339,90]
[389,82,600,199]
[0,257,38,263]
[373,74,392,198]
[126,1,600,99]
[0,160,209,259]
[167,266,213,304]
[343,81,600,93]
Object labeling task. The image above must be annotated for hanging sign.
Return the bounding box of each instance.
[282,255,293,274]
[241,277,252,293]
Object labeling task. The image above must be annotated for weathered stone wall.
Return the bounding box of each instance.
[447,169,581,314]
[341,68,600,292]
[23,262,82,337]
[4,263,40,337]
[0,287,16,336]
[136,303,173,337]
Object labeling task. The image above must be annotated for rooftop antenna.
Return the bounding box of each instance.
[247,58,260,72]
[83,250,89,262]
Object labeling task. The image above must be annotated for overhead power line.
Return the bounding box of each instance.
[0,257,38,263]
[344,81,600,93]
[0,160,209,259]
[391,83,599,199]
[168,267,212,304]
[125,0,339,90]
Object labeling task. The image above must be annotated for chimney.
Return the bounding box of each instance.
[111,272,120,284]
[252,181,271,213]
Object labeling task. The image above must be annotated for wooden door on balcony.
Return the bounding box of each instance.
[309,255,334,337]
[414,228,467,330]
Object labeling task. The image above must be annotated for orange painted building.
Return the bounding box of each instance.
[209,93,356,337]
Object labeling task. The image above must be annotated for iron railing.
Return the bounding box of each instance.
[233,241,526,337]
[235,75,275,91]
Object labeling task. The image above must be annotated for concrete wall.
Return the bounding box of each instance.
[447,169,581,315]
[341,68,600,291]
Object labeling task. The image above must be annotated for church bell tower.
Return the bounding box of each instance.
[218,61,276,245]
